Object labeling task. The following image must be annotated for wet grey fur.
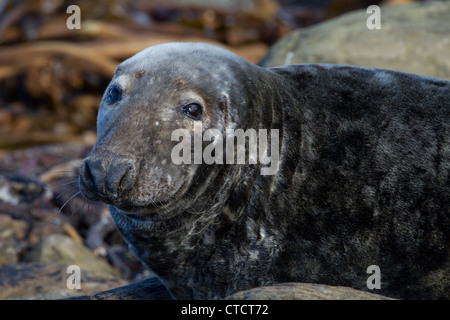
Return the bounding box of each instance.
[79,43,450,299]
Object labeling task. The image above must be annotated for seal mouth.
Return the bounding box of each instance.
[112,198,173,215]
[112,163,222,217]
[78,175,186,217]
[109,174,194,215]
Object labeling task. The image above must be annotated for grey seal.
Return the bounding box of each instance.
[79,42,450,299]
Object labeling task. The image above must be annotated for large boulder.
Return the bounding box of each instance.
[23,234,120,277]
[260,1,450,80]
[225,282,395,300]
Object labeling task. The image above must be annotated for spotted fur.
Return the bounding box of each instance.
[79,43,449,299]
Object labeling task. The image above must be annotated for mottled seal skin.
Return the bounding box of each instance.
[79,42,450,300]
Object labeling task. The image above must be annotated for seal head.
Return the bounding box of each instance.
[79,43,271,215]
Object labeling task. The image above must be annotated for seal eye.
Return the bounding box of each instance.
[181,103,203,120]
[106,85,122,104]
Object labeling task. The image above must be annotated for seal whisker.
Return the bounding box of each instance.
[58,191,81,214]
[55,182,80,200]
[72,196,91,216]
[57,179,79,188]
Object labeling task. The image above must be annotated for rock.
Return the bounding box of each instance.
[0,174,46,206]
[260,1,450,80]
[225,283,395,300]
[23,234,120,277]
[0,214,29,241]
[0,242,18,265]
[151,0,260,10]
[27,218,73,246]
[67,279,395,300]
[0,262,127,299]
[0,214,29,266]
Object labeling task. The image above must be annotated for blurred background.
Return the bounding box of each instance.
[0,0,448,299]
[1,0,439,151]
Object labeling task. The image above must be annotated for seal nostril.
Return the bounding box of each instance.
[79,160,93,189]
[83,160,94,184]
[117,164,135,195]
[105,160,136,198]
[79,158,103,202]
[118,167,130,192]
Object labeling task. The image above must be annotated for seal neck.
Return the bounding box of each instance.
[109,65,289,296]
